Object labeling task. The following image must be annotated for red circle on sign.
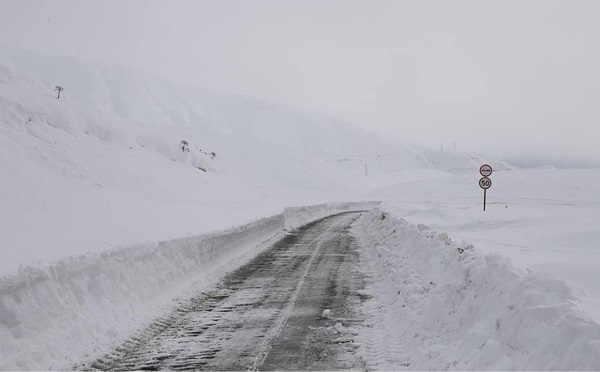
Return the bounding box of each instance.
[479,164,493,177]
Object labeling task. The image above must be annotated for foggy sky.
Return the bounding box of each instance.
[1,0,599,167]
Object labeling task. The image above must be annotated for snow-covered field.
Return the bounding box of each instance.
[367,168,600,325]
[1,46,600,370]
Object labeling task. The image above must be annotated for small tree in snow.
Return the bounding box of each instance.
[209,152,216,160]
[54,86,64,99]
[180,140,189,152]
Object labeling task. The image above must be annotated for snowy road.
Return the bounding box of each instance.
[85,212,367,371]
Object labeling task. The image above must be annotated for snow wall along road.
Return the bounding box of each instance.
[0,202,377,370]
[353,209,600,370]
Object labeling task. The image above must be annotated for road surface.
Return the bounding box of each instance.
[86,211,368,371]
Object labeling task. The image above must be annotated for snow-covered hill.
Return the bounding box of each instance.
[0,47,362,275]
[0,47,496,276]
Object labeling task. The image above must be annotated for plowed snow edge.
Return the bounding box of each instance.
[353,209,600,370]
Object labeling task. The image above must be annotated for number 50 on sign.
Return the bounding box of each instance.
[479,177,492,189]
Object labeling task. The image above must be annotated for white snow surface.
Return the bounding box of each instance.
[353,210,600,370]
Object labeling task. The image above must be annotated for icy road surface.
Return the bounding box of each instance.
[85,212,367,371]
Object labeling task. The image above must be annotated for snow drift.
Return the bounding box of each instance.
[353,210,600,370]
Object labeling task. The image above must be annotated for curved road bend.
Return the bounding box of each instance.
[86,211,368,371]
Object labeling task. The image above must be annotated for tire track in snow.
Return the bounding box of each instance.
[79,212,367,371]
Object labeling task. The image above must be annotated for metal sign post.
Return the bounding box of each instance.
[479,164,493,211]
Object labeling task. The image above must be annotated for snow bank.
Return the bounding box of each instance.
[353,209,600,370]
[0,202,375,370]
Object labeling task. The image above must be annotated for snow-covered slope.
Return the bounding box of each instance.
[0,47,366,275]
[0,47,496,276]
[3,47,402,158]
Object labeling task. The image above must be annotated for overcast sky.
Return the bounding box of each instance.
[1,0,599,166]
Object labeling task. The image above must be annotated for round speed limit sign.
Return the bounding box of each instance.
[479,177,492,189]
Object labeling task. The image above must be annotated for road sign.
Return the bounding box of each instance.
[478,164,493,211]
[479,164,492,177]
[479,177,492,190]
